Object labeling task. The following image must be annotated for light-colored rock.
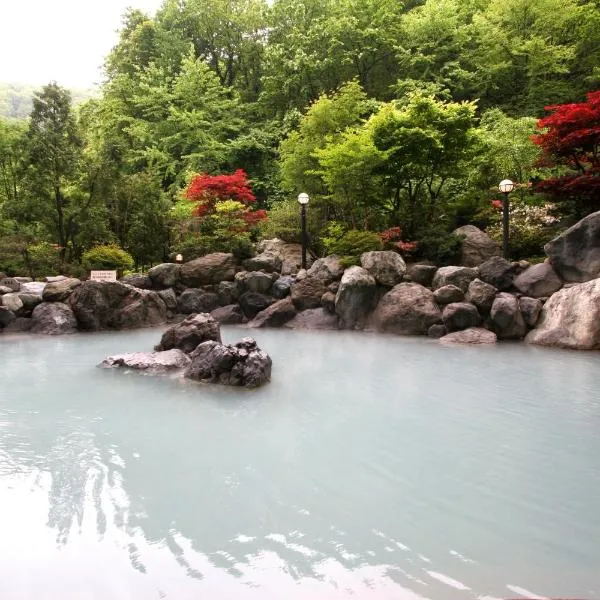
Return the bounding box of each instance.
[442,302,481,332]
[1,293,23,313]
[0,278,21,292]
[43,275,67,283]
[248,297,296,328]
[360,251,406,287]
[180,253,236,287]
[335,266,377,330]
[544,211,600,282]
[30,302,78,335]
[0,285,13,295]
[406,264,437,287]
[453,224,501,267]
[433,284,464,304]
[526,279,600,349]
[490,293,527,339]
[285,308,339,330]
[440,327,497,344]
[148,263,181,288]
[513,262,562,298]
[257,239,310,275]
[19,281,46,295]
[307,255,344,283]
[42,277,81,302]
[466,278,497,314]
[100,349,191,374]
[371,282,442,335]
[155,313,221,353]
[243,252,282,273]
[431,266,478,292]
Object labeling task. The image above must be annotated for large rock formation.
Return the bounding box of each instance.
[360,251,406,287]
[431,266,478,292]
[211,304,246,324]
[490,293,527,339]
[42,277,81,302]
[544,211,600,282]
[177,288,220,314]
[180,253,236,286]
[290,277,327,310]
[30,302,78,335]
[185,337,272,388]
[148,263,181,289]
[248,297,296,328]
[513,262,562,298]
[100,349,191,375]
[243,252,282,273]
[372,282,442,335]
[335,266,377,330]
[256,238,309,275]
[1,292,23,313]
[70,281,167,330]
[155,313,221,353]
[526,279,600,349]
[453,225,501,267]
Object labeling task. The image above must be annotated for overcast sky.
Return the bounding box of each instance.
[0,0,165,88]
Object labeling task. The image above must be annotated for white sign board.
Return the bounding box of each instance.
[90,270,117,282]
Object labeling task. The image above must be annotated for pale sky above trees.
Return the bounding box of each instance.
[0,0,164,87]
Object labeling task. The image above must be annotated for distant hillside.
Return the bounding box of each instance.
[0,82,98,120]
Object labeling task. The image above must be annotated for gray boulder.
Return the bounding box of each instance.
[177,289,219,314]
[433,285,464,305]
[371,282,442,335]
[100,349,190,374]
[180,253,236,287]
[239,291,274,318]
[0,278,21,292]
[69,281,167,331]
[307,255,344,283]
[519,296,543,328]
[360,251,406,287]
[20,281,46,295]
[321,291,336,314]
[335,266,377,330]
[248,297,296,328]
[490,293,527,339]
[453,225,501,267]
[440,327,497,344]
[442,302,481,332]
[544,211,600,282]
[3,316,33,333]
[184,337,271,388]
[158,288,178,311]
[513,262,562,298]
[478,256,517,291]
[1,293,23,313]
[466,278,497,314]
[406,264,437,287]
[156,313,221,353]
[0,306,16,328]
[0,285,13,295]
[30,302,78,335]
[243,252,282,273]
[257,238,309,275]
[120,274,153,289]
[526,279,600,349]
[428,324,447,338]
[148,263,181,289]
[236,271,274,294]
[271,276,294,299]
[285,308,339,330]
[42,277,82,302]
[432,266,478,292]
[43,275,67,283]
[17,293,43,316]
[211,304,246,324]
[290,277,327,310]
[217,281,239,306]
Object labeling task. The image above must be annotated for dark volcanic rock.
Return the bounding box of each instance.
[148,263,181,289]
[239,291,275,318]
[120,274,153,289]
[490,293,527,339]
[70,281,167,330]
[180,253,236,287]
[211,304,246,324]
[271,275,294,299]
[428,324,447,338]
[478,256,517,291]
[290,277,327,310]
[157,288,178,311]
[184,337,272,388]
[465,278,497,314]
[155,313,221,353]
[30,302,78,335]
[248,297,296,328]
[3,316,33,332]
[544,210,600,282]
[442,302,481,332]
[100,349,190,374]
[406,264,437,287]
[0,306,16,328]
[177,289,220,314]
[432,266,478,292]
[519,296,543,328]
[433,285,464,305]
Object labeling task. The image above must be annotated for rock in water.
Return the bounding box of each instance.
[544,210,600,282]
[440,328,497,345]
[490,293,527,339]
[155,313,221,353]
[248,297,296,328]
[185,337,272,388]
[335,266,377,330]
[526,279,600,350]
[100,349,191,375]
[30,302,78,335]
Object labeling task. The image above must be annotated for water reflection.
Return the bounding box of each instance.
[0,329,599,599]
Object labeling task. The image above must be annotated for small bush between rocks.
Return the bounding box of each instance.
[82,244,135,273]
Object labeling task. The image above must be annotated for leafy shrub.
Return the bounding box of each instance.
[413,227,464,266]
[26,242,62,278]
[321,226,383,264]
[82,244,135,273]
[171,232,254,262]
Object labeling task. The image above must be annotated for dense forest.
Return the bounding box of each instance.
[1,0,599,277]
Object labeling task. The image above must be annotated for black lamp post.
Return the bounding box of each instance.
[298,192,310,270]
[498,179,514,259]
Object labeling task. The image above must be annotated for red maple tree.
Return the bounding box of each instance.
[185,169,266,228]
[532,91,600,216]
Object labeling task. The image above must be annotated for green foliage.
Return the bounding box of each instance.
[82,244,135,272]
[413,227,465,266]
[321,225,383,265]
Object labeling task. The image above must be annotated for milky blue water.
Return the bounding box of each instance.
[1,327,599,600]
